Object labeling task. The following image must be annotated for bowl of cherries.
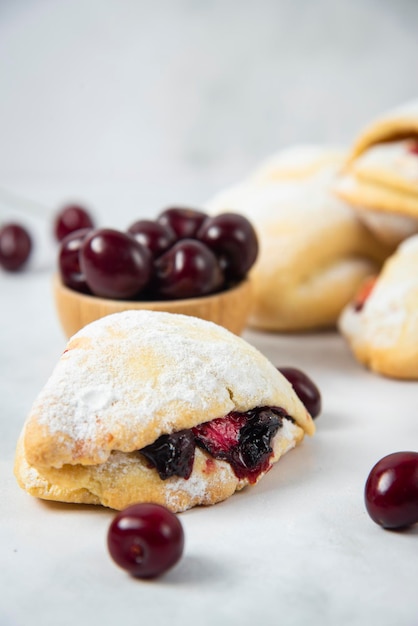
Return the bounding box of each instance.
[54,205,258,338]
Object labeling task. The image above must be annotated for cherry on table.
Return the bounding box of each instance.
[0,223,32,271]
[365,451,418,529]
[107,503,184,579]
[54,204,95,242]
[277,367,321,418]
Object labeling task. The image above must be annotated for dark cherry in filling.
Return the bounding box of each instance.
[140,430,196,480]
[139,406,288,484]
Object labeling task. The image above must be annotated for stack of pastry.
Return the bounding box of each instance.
[334,100,418,248]
[206,101,418,379]
[334,101,418,379]
[206,145,389,332]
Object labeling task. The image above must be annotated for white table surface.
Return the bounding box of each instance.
[1,1,418,624]
[1,242,418,626]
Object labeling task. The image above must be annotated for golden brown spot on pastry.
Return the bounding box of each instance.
[65,336,92,352]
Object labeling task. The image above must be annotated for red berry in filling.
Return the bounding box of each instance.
[197,212,258,281]
[365,451,418,529]
[107,503,184,578]
[127,219,176,258]
[278,367,321,418]
[138,407,288,484]
[153,239,223,299]
[192,413,247,455]
[0,223,32,271]
[54,204,94,242]
[408,141,418,155]
[157,207,209,240]
[193,407,285,483]
[80,228,152,299]
[58,228,92,293]
[353,276,376,312]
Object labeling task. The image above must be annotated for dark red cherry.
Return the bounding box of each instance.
[278,367,321,418]
[107,503,184,579]
[197,212,258,281]
[58,228,92,293]
[0,223,32,271]
[54,204,95,242]
[157,207,209,240]
[80,228,152,299]
[365,452,418,529]
[140,430,196,480]
[127,219,176,258]
[153,239,223,299]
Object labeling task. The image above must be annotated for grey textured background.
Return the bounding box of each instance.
[0,0,417,218]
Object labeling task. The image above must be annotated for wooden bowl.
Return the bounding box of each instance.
[53,274,253,338]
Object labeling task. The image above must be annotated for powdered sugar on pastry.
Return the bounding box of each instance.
[15,311,314,511]
[22,310,314,468]
[206,171,358,232]
[398,232,418,254]
[340,280,408,349]
[338,233,418,378]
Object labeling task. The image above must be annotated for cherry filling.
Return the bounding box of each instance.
[353,276,376,312]
[408,140,418,155]
[139,407,289,484]
[140,430,196,480]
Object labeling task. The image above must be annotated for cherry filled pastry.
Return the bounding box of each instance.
[14,311,315,512]
[338,233,418,379]
[334,100,418,248]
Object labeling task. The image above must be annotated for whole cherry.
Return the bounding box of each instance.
[365,451,418,529]
[197,212,258,281]
[58,228,92,293]
[127,219,176,258]
[80,228,152,299]
[157,207,208,240]
[107,503,184,578]
[154,238,223,299]
[0,223,32,271]
[54,204,95,242]
[277,367,321,418]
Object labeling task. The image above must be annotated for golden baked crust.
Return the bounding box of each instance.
[334,101,418,246]
[206,145,389,331]
[338,235,418,379]
[15,310,314,511]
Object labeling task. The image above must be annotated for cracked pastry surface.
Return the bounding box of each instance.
[338,234,418,379]
[205,145,389,331]
[334,101,418,247]
[14,310,314,512]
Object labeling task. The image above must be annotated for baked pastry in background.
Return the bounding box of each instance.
[250,144,344,182]
[334,101,418,247]
[14,310,315,512]
[338,234,418,379]
[206,146,389,332]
